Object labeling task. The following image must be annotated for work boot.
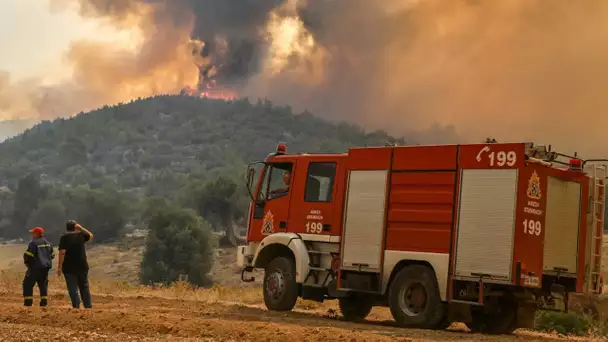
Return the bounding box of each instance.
[23,297,33,307]
[40,297,48,307]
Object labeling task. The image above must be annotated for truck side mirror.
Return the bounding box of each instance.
[247,168,254,187]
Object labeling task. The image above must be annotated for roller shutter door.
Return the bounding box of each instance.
[455,169,518,282]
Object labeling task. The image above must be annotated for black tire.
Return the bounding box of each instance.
[388,265,446,329]
[438,316,452,330]
[263,257,299,311]
[339,294,373,322]
[467,298,517,335]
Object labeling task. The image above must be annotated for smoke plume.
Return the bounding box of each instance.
[2,0,608,156]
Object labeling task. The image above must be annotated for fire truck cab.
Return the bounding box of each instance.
[237,142,606,334]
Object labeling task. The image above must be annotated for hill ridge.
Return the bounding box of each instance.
[0,95,402,190]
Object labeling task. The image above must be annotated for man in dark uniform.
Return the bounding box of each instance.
[23,226,55,307]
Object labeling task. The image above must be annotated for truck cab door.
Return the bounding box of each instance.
[248,161,296,242]
[288,158,341,241]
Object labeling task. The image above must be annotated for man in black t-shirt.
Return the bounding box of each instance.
[57,220,94,309]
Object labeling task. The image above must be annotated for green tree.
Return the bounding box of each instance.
[145,170,188,199]
[183,176,245,246]
[62,186,132,242]
[59,137,88,164]
[140,201,213,286]
[27,199,67,241]
[0,188,14,237]
[12,173,45,233]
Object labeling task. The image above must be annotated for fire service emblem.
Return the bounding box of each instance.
[526,171,542,200]
[261,211,275,235]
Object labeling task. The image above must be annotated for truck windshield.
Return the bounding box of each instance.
[258,163,293,201]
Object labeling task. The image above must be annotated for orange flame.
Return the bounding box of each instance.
[181,84,238,101]
[200,87,238,101]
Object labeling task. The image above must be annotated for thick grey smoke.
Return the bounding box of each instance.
[3,0,608,156]
[190,0,284,82]
[62,0,287,87]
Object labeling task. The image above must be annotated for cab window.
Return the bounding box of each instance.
[258,162,293,201]
[305,162,336,202]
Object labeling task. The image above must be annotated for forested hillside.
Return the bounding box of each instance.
[0,95,402,241]
[0,95,605,245]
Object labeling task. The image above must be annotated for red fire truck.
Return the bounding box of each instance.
[237,142,606,334]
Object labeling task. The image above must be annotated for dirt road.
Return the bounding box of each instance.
[1,243,605,341]
[0,291,597,342]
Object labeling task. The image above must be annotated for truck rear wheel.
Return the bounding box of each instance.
[388,265,445,329]
[468,298,517,335]
[263,257,299,311]
[339,294,373,322]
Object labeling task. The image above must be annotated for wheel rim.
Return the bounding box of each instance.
[266,270,285,301]
[399,283,428,316]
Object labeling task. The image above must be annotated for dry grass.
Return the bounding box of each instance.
[0,241,144,283]
[0,239,263,289]
[0,267,263,304]
[0,244,29,270]
[0,267,340,321]
[0,240,274,311]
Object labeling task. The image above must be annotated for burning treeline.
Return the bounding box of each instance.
[2,0,608,155]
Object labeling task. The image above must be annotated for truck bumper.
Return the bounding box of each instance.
[237,244,256,283]
[237,244,255,268]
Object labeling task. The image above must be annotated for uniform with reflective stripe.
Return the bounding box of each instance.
[23,237,54,306]
[23,238,55,271]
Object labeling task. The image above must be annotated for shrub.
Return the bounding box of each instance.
[140,200,214,287]
[535,310,608,337]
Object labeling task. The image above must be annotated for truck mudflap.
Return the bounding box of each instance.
[516,303,539,330]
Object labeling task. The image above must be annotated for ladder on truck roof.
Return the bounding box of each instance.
[587,163,606,294]
[525,144,583,167]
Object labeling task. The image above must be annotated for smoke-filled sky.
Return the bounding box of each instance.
[1,0,608,156]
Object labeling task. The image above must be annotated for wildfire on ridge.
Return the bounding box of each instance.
[200,87,239,101]
[180,80,239,101]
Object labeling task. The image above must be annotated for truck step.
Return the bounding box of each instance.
[308,250,332,255]
[302,284,326,288]
[450,299,484,307]
[309,266,329,272]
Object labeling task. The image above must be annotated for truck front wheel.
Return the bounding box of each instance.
[263,257,299,311]
[339,294,373,322]
[388,265,445,329]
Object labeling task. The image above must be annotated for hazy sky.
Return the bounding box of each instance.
[0,0,128,82]
[0,0,607,157]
